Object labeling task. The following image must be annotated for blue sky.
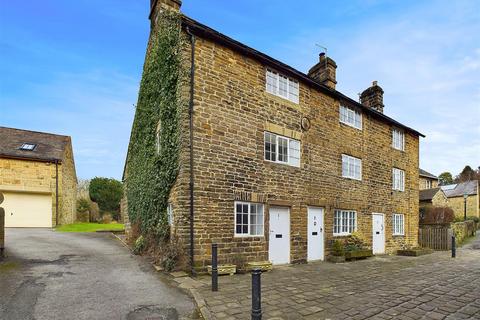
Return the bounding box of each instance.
[1,0,479,180]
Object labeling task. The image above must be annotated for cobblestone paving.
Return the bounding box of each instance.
[196,234,480,319]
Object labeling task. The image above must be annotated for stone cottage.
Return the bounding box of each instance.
[0,127,77,227]
[441,181,479,218]
[419,188,449,209]
[123,0,424,271]
[419,169,439,190]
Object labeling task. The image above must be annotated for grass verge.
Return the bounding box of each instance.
[55,222,124,232]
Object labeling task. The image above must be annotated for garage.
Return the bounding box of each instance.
[1,127,78,227]
[3,192,52,228]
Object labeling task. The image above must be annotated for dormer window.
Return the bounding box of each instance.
[20,143,36,151]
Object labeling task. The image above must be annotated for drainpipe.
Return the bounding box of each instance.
[186,26,196,276]
[55,160,59,226]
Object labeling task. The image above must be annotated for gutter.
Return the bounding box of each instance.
[186,26,196,276]
[0,154,63,164]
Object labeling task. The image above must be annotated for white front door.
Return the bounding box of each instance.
[307,207,324,261]
[372,214,385,254]
[269,207,290,264]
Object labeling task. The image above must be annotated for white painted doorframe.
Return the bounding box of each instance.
[307,207,324,261]
[268,207,290,265]
[372,213,385,254]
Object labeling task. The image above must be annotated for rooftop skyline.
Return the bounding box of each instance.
[1,0,478,179]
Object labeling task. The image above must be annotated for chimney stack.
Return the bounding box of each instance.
[360,81,384,113]
[149,0,182,22]
[308,52,337,89]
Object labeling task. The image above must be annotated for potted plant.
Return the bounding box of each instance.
[344,232,373,260]
[328,240,346,263]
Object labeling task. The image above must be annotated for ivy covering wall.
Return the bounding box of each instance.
[126,11,184,241]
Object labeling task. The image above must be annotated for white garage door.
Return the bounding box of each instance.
[3,192,52,228]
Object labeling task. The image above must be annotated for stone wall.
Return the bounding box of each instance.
[0,156,76,226]
[176,33,420,269]
[432,191,449,207]
[448,195,479,218]
[59,142,77,225]
[452,220,477,243]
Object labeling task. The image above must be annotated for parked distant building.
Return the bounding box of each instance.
[0,127,77,227]
[419,169,439,190]
[123,0,424,271]
[441,181,479,218]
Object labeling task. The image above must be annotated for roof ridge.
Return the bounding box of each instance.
[181,15,425,138]
[0,126,70,139]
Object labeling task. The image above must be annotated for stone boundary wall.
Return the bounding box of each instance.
[452,220,477,243]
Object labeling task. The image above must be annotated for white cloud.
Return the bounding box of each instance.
[265,0,480,176]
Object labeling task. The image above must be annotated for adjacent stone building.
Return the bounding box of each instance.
[0,127,77,227]
[124,0,424,271]
[441,181,479,218]
[419,169,439,190]
[419,187,448,209]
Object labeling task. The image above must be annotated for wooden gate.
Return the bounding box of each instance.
[418,226,452,250]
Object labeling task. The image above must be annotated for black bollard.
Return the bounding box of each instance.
[451,235,456,258]
[211,243,218,291]
[251,268,262,320]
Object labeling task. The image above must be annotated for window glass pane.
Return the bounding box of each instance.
[266,70,277,94]
[288,80,299,103]
[288,139,300,167]
[354,112,362,129]
[393,169,405,191]
[342,156,348,177]
[279,75,288,98]
[340,106,347,123]
[334,211,339,234]
[278,137,288,162]
[347,109,354,123]
[264,132,276,161]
